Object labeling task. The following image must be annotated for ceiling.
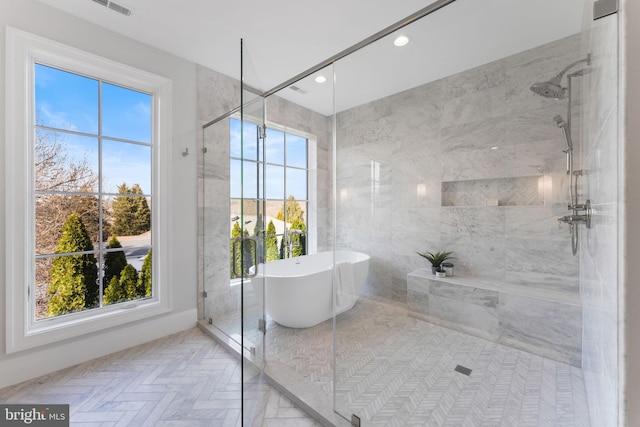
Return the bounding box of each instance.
[37,0,586,115]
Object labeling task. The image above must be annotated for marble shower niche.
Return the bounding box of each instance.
[441,176,545,207]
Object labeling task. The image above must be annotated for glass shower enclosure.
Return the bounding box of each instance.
[199,0,619,424]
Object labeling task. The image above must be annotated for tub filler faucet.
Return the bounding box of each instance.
[285,229,305,259]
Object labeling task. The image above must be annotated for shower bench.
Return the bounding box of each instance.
[406,268,582,367]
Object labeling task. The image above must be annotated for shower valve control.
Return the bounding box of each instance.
[558,214,588,226]
[558,199,592,229]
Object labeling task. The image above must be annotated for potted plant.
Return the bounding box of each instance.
[416,250,456,275]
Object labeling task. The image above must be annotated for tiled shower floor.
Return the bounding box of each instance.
[211,296,591,426]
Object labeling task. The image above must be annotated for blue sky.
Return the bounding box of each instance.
[33,64,307,201]
[229,118,307,201]
[35,64,152,194]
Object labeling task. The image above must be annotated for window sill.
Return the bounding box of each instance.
[8,299,171,354]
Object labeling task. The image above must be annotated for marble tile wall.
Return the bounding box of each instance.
[579,9,620,427]
[197,67,240,322]
[335,35,582,303]
[196,66,332,322]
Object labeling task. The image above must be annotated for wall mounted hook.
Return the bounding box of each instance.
[182,148,189,156]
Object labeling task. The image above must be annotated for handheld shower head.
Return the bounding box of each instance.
[554,115,567,128]
[554,114,573,153]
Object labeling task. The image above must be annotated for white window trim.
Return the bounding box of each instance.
[5,27,173,353]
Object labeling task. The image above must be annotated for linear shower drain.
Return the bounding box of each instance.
[454,364,472,376]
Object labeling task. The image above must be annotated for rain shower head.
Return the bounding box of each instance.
[530,55,591,100]
[530,77,565,99]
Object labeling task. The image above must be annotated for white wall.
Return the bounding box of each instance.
[0,0,198,388]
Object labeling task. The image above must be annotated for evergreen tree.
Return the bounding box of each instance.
[131,183,151,234]
[103,236,127,289]
[47,212,99,316]
[121,264,140,299]
[70,185,109,243]
[34,127,100,317]
[265,220,279,262]
[111,183,151,236]
[111,183,134,235]
[103,264,139,305]
[290,218,307,257]
[276,195,305,223]
[279,233,285,259]
[138,249,152,297]
[103,276,126,305]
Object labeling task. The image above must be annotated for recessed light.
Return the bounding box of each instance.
[491,146,499,150]
[315,75,327,83]
[394,35,410,47]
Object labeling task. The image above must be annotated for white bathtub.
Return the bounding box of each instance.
[250,251,370,328]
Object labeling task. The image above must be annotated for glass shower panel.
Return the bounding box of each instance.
[239,39,268,426]
[254,63,335,421]
[332,13,453,420]
[202,117,245,345]
[579,7,620,427]
[333,0,589,424]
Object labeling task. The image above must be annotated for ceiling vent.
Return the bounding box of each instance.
[91,0,132,16]
[289,85,308,94]
[108,1,132,16]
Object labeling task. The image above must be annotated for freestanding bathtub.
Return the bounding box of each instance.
[250,251,370,328]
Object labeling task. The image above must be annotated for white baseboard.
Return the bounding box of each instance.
[0,308,197,389]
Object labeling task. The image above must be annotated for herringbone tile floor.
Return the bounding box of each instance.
[9,297,592,426]
[0,328,321,426]
[209,296,591,426]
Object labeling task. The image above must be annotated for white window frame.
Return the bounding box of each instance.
[5,27,173,353]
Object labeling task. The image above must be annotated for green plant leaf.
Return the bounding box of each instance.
[416,250,456,267]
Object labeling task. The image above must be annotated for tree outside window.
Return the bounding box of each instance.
[34,64,153,319]
[229,118,309,279]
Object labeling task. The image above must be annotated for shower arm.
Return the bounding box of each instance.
[554,56,591,82]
